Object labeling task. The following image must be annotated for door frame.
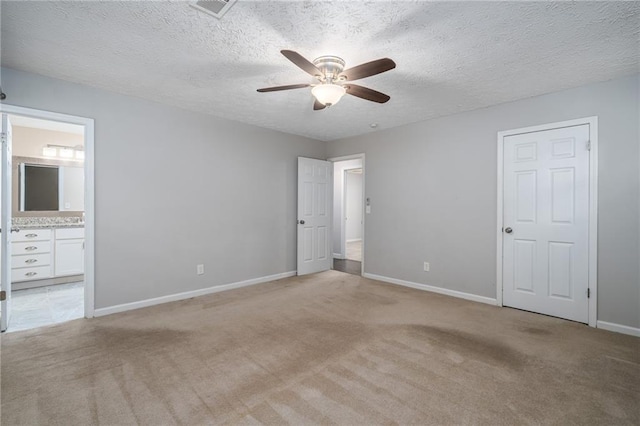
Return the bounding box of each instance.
[496,117,598,327]
[0,104,96,318]
[328,154,366,276]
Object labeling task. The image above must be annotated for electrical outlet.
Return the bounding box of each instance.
[423,262,430,272]
[197,264,205,275]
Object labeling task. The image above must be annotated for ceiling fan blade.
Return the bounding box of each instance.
[313,99,326,111]
[345,84,391,103]
[257,84,310,92]
[281,50,323,78]
[339,58,396,81]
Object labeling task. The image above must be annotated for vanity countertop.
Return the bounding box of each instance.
[12,217,84,230]
[16,223,85,230]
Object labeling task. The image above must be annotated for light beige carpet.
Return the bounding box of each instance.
[2,271,639,425]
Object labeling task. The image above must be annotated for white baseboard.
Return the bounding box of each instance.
[94,271,297,317]
[333,253,345,260]
[363,273,498,306]
[597,321,640,337]
[346,238,362,243]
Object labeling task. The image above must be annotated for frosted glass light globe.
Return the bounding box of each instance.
[312,84,346,106]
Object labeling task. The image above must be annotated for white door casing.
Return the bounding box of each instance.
[1,114,13,331]
[0,104,96,319]
[501,123,592,323]
[297,157,332,275]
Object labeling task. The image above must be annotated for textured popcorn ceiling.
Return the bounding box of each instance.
[1,1,639,141]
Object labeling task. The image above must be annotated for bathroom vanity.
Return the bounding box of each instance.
[9,218,85,290]
[12,225,84,284]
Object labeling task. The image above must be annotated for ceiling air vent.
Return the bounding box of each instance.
[190,0,238,19]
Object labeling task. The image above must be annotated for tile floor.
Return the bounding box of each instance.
[7,282,84,333]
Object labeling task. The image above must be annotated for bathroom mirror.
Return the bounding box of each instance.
[13,156,84,216]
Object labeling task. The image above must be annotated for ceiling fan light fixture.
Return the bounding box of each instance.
[311,84,346,107]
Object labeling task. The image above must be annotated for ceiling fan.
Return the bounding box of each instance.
[257,50,396,110]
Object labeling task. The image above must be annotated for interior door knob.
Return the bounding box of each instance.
[505,227,513,234]
[298,220,305,225]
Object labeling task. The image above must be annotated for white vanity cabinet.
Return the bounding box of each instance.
[54,228,85,276]
[11,226,84,283]
[11,229,54,282]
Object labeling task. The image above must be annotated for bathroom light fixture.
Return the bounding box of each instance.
[59,147,74,158]
[42,146,57,157]
[42,144,84,161]
[311,84,347,107]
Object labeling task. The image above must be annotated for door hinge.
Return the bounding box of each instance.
[0,290,5,301]
[586,140,591,151]
[587,288,591,298]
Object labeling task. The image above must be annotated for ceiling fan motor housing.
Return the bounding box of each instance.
[313,56,345,83]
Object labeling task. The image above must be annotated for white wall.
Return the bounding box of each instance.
[332,158,362,258]
[1,67,326,310]
[327,74,640,330]
[12,126,83,159]
[60,166,84,211]
[345,171,362,242]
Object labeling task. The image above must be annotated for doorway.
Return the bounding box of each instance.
[330,155,365,276]
[344,168,363,263]
[1,105,95,332]
[497,117,598,326]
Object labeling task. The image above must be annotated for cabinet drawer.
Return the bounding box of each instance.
[13,229,52,242]
[13,241,51,255]
[12,265,53,282]
[55,227,85,240]
[12,253,51,269]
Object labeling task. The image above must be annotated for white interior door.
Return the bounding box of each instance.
[297,157,332,275]
[503,124,590,323]
[1,114,13,331]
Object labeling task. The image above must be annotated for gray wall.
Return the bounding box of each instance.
[1,68,325,309]
[327,74,640,329]
[3,67,638,329]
